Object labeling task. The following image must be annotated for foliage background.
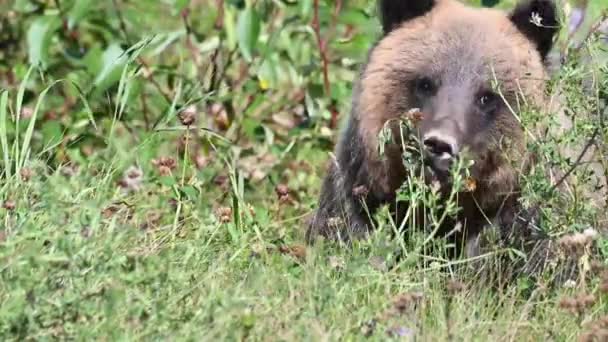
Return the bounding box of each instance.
[0,0,607,340]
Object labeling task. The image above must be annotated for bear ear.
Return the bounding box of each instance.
[379,0,436,34]
[509,0,560,60]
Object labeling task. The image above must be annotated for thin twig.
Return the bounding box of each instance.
[548,127,600,194]
[312,0,333,126]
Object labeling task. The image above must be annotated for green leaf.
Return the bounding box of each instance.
[27,15,61,69]
[67,0,95,29]
[224,7,237,50]
[92,44,128,95]
[41,120,64,147]
[159,175,177,187]
[180,185,199,201]
[237,6,261,62]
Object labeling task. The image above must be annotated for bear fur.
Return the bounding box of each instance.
[306,0,577,263]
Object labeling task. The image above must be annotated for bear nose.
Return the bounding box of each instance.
[423,135,457,159]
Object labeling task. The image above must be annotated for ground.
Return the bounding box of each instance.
[0,0,607,340]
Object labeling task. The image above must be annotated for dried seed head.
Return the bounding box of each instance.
[119,166,144,193]
[447,279,466,294]
[559,293,596,315]
[580,294,596,308]
[178,105,197,126]
[558,229,597,256]
[392,292,423,314]
[20,168,33,182]
[2,200,16,211]
[210,103,229,130]
[405,108,424,125]
[464,178,477,192]
[559,297,577,313]
[216,207,232,223]
[278,244,307,261]
[152,157,177,171]
[274,184,290,203]
[194,154,210,169]
[275,184,289,197]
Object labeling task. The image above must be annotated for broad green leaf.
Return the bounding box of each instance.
[92,44,128,95]
[27,15,61,68]
[237,6,261,62]
[180,185,199,201]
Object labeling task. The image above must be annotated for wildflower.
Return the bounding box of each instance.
[2,200,15,211]
[152,157,177,176]
[178,105,197,126]
[465,177,477,192]
[119,166,143,192]
[406,108,424,124]
[216,206,232,223]
[275,184,290,202]
[20,106,34,120]
[194,154,210,169]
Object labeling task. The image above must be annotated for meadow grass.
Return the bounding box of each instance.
[0,0,607,340]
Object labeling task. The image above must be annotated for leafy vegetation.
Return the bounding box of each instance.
[0,0,607,340]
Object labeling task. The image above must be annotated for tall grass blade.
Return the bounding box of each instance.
[14,65,35,169]
[0,91,10,179]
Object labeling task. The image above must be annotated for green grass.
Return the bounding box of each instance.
[1,0,607,340]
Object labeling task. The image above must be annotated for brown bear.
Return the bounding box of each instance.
[306,0,564,260]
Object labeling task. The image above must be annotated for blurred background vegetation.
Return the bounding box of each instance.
[0,0,604,174]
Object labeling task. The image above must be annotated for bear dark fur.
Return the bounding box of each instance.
[306,0,568,269]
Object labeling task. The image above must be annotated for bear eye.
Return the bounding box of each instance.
[477,91,500,113]
[414,77,437,97]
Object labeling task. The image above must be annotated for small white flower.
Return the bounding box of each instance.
[530,12,543,27]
